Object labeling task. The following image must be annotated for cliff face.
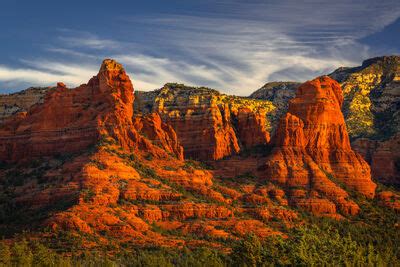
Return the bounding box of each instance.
[262,76,376,217]
[0,57,397,249]
[329,56,400,186]
[249,57,400,142]
[134,84,274,160]
[352,134,400,187]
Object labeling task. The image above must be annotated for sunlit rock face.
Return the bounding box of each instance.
[0,58,397,248]
[261,76,376,217]
[134,84,275,160]
[0,59,183,162]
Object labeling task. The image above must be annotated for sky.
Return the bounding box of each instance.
[0,0,399,95]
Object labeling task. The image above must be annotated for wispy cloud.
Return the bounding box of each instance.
[56,30,122,50]
[1,0,399,95]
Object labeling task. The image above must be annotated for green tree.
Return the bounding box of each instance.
[231,234,263,267]
[32,242,57,267]
[12,239,33,266]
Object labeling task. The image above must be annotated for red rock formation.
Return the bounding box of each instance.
[352,134,400,187]
[0,59,291,248]
[157,98,240,160]
[235,107,270,148]
[0,59,183,162]
[133,113,184,160]
[134,85,274,160]
[262,76,377,216]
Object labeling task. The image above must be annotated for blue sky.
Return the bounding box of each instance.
[0,0,399,95]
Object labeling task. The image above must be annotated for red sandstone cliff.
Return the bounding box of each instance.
[235,107,270,149]
[134,84,274,160]
[262,76,377,216]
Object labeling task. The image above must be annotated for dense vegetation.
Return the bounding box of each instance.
[1,202,398,267]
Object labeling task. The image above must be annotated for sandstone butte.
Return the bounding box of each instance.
[261,76,377,217]
[134,84,274,161]
[0,59,183,162]
[0,59,397,249]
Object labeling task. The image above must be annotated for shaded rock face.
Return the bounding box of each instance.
[262,76,376,216]
[352,134,400,187]
[330,55,400,140]
[0,87,50,123]
[0,59,183,162]
[135,84,274,160]
[235,107,270,149]
[330,55,400,186]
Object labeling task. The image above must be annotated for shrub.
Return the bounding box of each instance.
[11,239,33,266]
[0,241,11,266]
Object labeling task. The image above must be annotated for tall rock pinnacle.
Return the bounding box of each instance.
[262,76,377,215]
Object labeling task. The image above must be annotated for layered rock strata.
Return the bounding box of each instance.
[262,76,377,216]
[0,60,183,162]
[135,84,274,160]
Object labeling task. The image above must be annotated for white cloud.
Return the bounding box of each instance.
[0,62,97,92]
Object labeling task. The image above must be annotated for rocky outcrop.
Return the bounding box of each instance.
[249,82,300,131]
[352,134,400,187]
[0,87,50,123]
[235,107,270,149]
[330,55,400,140]
[247,56,400,186]
[329,55,400,186]
[134,84,274,160]
[0,60,183,162]
[262,76,377,216]
[0,57,397,249]
[133,113,184,160]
